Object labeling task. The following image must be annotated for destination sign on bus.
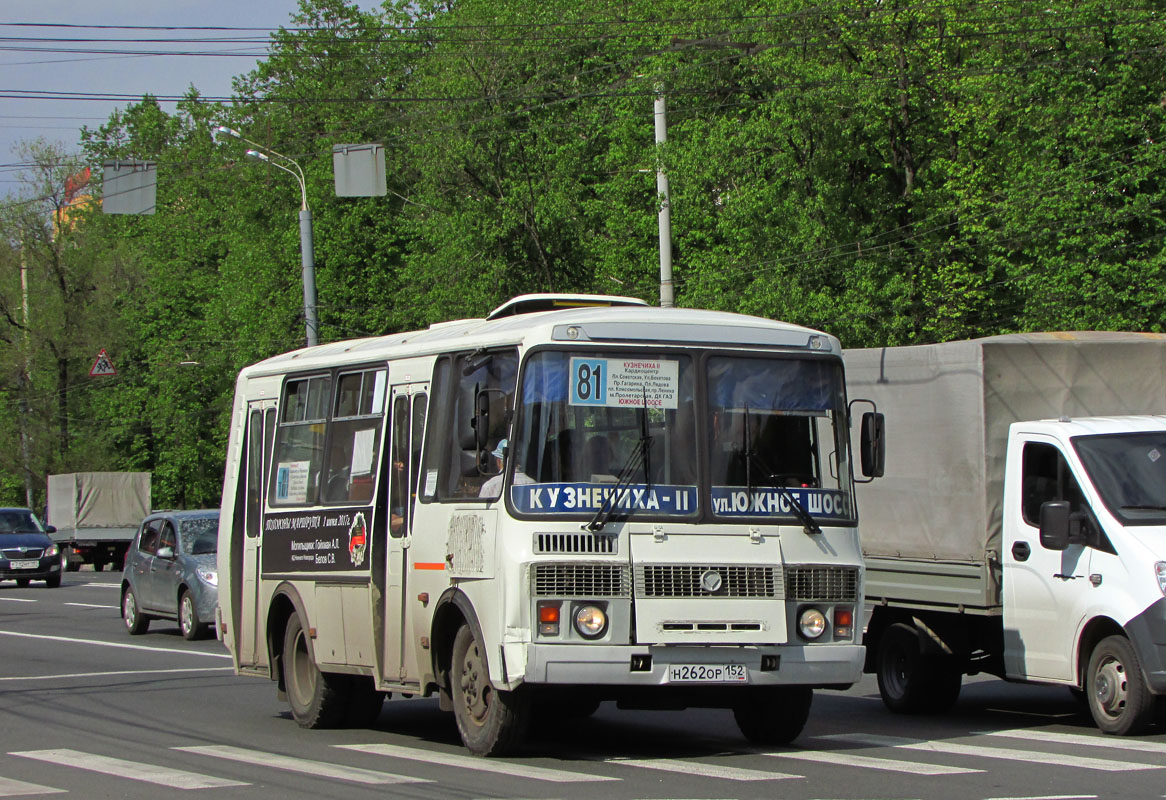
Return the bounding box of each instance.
[569,357,679,409]
[710,487,852,519]
[511,482,697,515]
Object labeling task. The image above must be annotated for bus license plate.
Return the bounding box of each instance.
[668,664,747,683]
[10,560,38,569]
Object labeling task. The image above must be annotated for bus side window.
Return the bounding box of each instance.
[390,395,410,537]
[270,375,331,506]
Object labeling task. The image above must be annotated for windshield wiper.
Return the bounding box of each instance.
[585,392,655,532]
[741,406,821,535]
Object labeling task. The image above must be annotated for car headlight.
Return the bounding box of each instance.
[1156,562,1166,596]
[196,566,218,587]
[573,604,607,639]
[798,607,827,640]
[45,544,59,558]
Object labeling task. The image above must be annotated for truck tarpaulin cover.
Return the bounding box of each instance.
[47,472,151,529]
[845,332,1166,562]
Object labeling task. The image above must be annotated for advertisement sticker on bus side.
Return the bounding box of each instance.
[262,508,373,573]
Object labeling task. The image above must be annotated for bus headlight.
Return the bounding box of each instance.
[573,604,608,639]
[798,607,827,640]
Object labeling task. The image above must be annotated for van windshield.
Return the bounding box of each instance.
[1074,431,1166,526]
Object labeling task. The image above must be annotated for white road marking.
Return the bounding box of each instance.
[770,747,981,775]
[984,728,1166,754]
[64,602,118,609]
[0,667,234,682]
[11,749,248,790]
[601,757,798,781]
[821,734,1159,772]
[0,630,231,659]
[338,743,617,783]
[177,745,430,785]
[983,795,1098,800]
[87,583,122,588]
[0,597,37,603]
[0,776,64,796]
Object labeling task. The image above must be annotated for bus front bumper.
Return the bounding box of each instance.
[517,642,864,688]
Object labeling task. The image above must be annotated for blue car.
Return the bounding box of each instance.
[121,509,219,640]
[0,507,61,588]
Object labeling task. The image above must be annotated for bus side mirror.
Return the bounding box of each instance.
[859,411,885,479]
[1039,501,1070,550]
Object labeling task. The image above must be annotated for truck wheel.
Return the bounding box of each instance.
[92,560,105,572]
[283,613,350,729]
[179,590,206,641]
[1087,635,1154,735]
[733,686,813,745]
[876,622,961,713]
[122,586,150,635]
[344,676,387,728]
[451,623,529,755]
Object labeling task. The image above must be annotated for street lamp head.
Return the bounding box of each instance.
[245,149,271,163]
[214,126,242,144]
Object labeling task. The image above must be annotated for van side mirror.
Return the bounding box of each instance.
[1039,501,1070,550]
[859,411,885,479]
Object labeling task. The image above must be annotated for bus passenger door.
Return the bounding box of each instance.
[384,385,427,683]
[240,401,276,668]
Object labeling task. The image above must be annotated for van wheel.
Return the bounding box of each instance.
[451,623,529,755]
[876,623,961,713]
[1087,635,1153,735]
[122,586,150,635]
[733,687,813,745]
[283,613,350,729]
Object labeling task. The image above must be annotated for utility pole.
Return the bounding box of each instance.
[654,83,675,309]
[19,244,34,508]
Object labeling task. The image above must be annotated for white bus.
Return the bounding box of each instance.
[216,294,883,755]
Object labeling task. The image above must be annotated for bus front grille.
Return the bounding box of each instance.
[634,565,781,598]
[532,563,630,598]
[784,566,859,601]
[533,532,618,555]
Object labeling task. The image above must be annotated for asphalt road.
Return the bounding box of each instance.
[1,573,1164,800]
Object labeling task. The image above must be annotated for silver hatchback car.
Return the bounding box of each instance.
[120,509,218,640]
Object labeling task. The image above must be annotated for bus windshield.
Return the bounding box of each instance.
[510,351,698,518]
[509,350,854,524]
[707,355,853,523]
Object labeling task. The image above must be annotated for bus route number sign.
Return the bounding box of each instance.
[569,357,679,409]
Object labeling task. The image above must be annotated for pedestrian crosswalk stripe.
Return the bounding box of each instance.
[983,729,1166,755]
[600,757,799,781]
[337,743,617,782]
[11,749,249,789]
[820,734,1161,772]
[0,776,64,797]
[773,746,982,775]
[176,745,431,785]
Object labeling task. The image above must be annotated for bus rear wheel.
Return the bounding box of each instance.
[283,613,350,729]
[451,623,529,756]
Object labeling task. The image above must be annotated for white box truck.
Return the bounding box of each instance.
[845,332,1166,734]
[47,472,151,572]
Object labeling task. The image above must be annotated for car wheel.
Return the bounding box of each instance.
[122,586,150,635]
[283,613,350,728]
[179,590,206,641]
[45,574,61,589]
[451,623,529,755]
[16,579,30,588]
[733,686,813,745]
[1087,634,1154,735]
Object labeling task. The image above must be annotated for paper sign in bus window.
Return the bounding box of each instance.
[276,461,311,502]
[569,357,679,409]
[350,428,376,476]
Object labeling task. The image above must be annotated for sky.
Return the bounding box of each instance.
[0,1,375,194]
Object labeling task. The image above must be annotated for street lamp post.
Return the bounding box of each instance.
[215,127,319,347]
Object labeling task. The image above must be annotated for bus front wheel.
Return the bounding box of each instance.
[451,623,529,756]
[283,614,350,729]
